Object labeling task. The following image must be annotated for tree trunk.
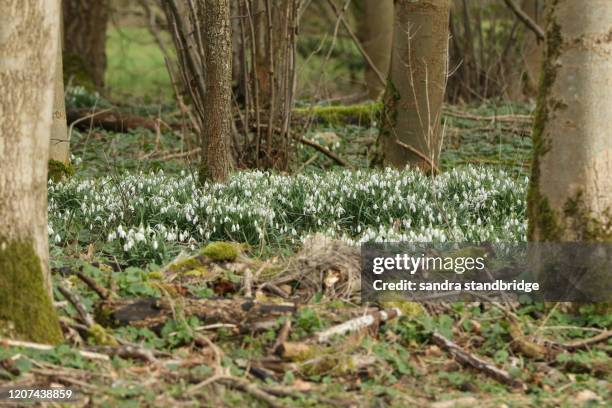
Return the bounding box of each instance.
[0,0,63,344]
[200,0,233,183]
[361,0,394,100]
[380,0,451,170]
[520,0,544,97]
[62,0,109,90]
[50,33,70,165]
[528,0,612,243]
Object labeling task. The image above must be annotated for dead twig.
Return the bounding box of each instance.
[0,338,110,362]
[544,330,612,352]
[431,331,526,390]
[315,308,401,343]
[75,271,110,300]
[272,319,292,355]
[57,283,95,328]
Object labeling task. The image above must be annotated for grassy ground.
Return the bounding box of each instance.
[105,27,175,103]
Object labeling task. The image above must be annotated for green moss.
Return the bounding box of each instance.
[528,4,563,242]
[200,242,239,262]
[87,323,118,346]
[294,102,381,126]
[373,79,401,168]
[0,238,63,344]
[183,268,208,278]
[168,257,201,272]
[147,271,164,280]
[63,53,96,91]
[563,191,612,242]
[48,159,75,183]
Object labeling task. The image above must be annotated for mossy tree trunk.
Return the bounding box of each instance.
[200,0,233,183]
[380,0,451,170]
[528,0,612,243]
[63,0,109,90]
[0,0,64,344]
[360,0,394,100]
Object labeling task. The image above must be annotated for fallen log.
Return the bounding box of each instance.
[96,297,296,332]
[67,108,159,133]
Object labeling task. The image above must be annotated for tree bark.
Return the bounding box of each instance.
[361,0,394,100]
[50,32,70,164]
[520,0,544,97]
[62,0,110,90]
[528,0,612,243]
[380,0,451,170]
[0,0,63,344]
[200,0,233,183]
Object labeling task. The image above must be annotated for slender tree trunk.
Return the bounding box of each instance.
[361,0,393,100]
[200,0,233,183]
[380,0,451,170]
[529,0,612,243]
[0,0,63,344]
[50,32,70,165]
[62,0,109,90]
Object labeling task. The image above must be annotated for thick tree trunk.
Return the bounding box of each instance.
[380,0,451,170]
[528,0,612,243]
[200,0,233,183]
[361,0,394,100]
[0,0,63,344]
[50,34,70,165]
[63,0,109,90]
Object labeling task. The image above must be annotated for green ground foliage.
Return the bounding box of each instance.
[1,27,608,407]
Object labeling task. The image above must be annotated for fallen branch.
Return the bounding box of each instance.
[272,319,292,355]
[0,338,110,362]
[75,271,110,300]
[189,375,287,408]
[220,376,288,408]
[544,330,612,352]
[57,283,95,327]
[67,108,161,133]
[89,344,157,363]
[100,297,296,330]
[315,308,401,343]
[443,109,533,124]
[431,332,526,390]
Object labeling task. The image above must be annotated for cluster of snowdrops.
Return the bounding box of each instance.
[48,165,527,266]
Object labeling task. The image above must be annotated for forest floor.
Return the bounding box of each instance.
[1,90,610,407]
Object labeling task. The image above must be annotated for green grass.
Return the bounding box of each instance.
[105,27,175,103]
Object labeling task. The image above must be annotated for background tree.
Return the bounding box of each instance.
[63,0,110,90]
[380,0,451,170]
[200,0,233,182]
[528,0,612,242]
[0,0,63,344]
[50,17,70,166]
[520,0,544,96]
[359,0,394,100]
